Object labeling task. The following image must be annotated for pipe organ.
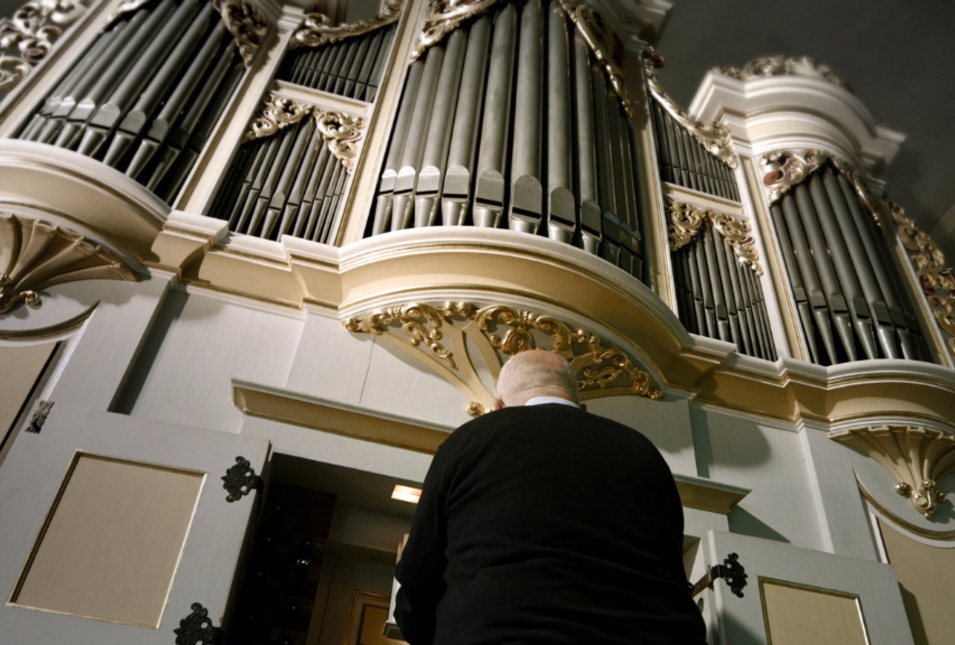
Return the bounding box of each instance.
[368,0,646,282]
[3,2,955,645]
[12,0,245,203]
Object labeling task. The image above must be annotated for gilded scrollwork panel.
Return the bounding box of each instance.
[643,48,737,169]
[241,94,366,173]
[666,199,762,275]
[344,301,663,415]
[291,0,402,50]
[0,0,94,92]
[213,0,269,67]
[411,0,500,61]
[888,199,955,360]
[830,425,955,519]
[0,214,138,315]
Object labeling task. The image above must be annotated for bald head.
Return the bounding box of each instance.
[494,349,581,407]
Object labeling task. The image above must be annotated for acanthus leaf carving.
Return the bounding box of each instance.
[666,199,762,276]
[0,214,138,315]
[344,300,663,416]
[713,55,847,89]
[214,0,269,67]
[644,48,738,169]
[830,425,955,518]
[412,0,500,61]
[888,198,955,360]
[0,0,93,92]
[241,93,311,142]
[291,0,401,50]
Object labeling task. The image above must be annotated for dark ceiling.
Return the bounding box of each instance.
[654,0,955,261]
[2,0,952,259]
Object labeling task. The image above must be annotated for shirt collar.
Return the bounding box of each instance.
[524,396,580,408]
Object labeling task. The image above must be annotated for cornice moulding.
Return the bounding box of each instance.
[689,72,903,169]
[0,140,166,265]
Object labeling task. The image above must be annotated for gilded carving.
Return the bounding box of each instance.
[344,301,663,415]
[412,0,499,60]
[714,55,847,89]
[314,110,366,173]
[666,200,762,275]
[291,0,401,50]
[214,0,269,67]
[242,95,365,173]
[643,48,738,169]
[830,425,955,518]
[760,149,829,205]
[241,94,311,142]
[0,215,138,315]
[0,0,93,92]
[888,199,955,360]
[558,0,631,116]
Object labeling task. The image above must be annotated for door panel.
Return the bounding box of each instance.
[1,410,269,644]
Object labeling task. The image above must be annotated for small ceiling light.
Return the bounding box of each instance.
[392,485,422,504]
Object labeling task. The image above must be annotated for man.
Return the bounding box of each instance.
[394,349,706,644]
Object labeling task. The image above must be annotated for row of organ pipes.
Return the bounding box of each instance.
[369,0,646,280]
[2,0,942,366]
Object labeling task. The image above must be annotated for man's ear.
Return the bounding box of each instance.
[493,398,505,410]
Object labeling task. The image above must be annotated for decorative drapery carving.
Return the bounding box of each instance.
[0,0,93,92]
[888,199,955,360]
[666,200,762,275]
[643,48,737,169]
[344,301,663,415]
[0,215,138,315]
[291,0,401,49]
[214,0,268,66]
[830,425,955,518]
[242,94,366,172]
[713,55,847,89]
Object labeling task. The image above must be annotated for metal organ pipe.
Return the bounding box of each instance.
[370,0,646,281]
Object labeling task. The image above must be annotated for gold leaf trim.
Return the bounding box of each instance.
[411,0,499,60]
[0,214,139,315]
[241,94,311,142]
[666,199,762,275]
[291,0,401,50]
[314,109,366,174]
[644,48,738,169]
[0,0,93,92]
[714,55,847,89]
[214,0,269,67]
[558,0,631,117]
[830,425,955,518]
[888,199,955,360]
[344,300,663,415]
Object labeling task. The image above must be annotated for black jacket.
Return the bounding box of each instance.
[394,404,707,645]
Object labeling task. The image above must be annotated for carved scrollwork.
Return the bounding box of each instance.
[242,96,366,173]
[345,302,460,369]
[665,200,762,275]
[314,110,366,173]
[644,48,737,169]
[241,94,311,142]
[558,0,631,116]
[412,0,499,60]
[759,149,829,205]
[830,425,955,518]
[291,0,402,50]
[0,214,138,315]
[214,0,269,67]
[714,55,847,89]
[344,300,663,415]
[887,199,955,360]
[0,0,93,92]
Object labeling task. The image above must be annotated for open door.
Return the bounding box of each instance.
[700,530,914,645]
[1,410,269,644]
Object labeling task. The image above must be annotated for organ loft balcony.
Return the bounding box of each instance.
[1,0,954,427]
